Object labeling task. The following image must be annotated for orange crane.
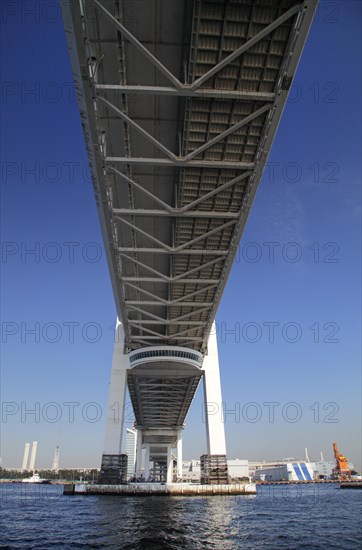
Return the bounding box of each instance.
[333,442,351,480]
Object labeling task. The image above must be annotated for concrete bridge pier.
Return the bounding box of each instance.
[201,324,228,483]
[203,324,227,456]
[99,320,128,484]
[167,446,173,483]
[135,428,143,478]
[144,446,150,480]
[177,432,183,480]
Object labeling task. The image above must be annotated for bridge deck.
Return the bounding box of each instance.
[63,0,317,353]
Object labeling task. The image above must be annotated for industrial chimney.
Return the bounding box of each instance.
[21,442,31,472]
[28,441,38,471]
[52,446,60,472]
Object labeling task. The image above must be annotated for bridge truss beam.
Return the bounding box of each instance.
[62,0,317,351]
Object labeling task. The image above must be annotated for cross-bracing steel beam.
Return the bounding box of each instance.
[109,166,251,214]
[128,323,202,341]
[130,336,203,341]
[99,95,271,163]
[118,253,224,282]
[106,157,254,169]
[115,216,237,253]
[123,281,218,306]
[93,0,303,95]
[118,248,228,256]
[92,0,184,90]
[122,277,219,284]
[126,301,213,307]
[98,96,178,161]
[95,84,275,102]
[127,303,212,324]
[190,3,303,90]
[113,209,238,219]
[183,103,272,161]
[129,320,205,326]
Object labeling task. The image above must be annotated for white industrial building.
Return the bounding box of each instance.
[181,459,249,482]
[310,460,335,479]
[254,462,314,482]
[227,459,249,480]
[252,459,356,481]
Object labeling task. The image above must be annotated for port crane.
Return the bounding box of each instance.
[333,442,351,480]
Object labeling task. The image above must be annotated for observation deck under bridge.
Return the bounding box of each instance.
[61,0,318,483]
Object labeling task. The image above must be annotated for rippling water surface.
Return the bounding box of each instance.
[1,483,361,549]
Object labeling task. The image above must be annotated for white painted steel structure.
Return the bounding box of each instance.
[61,0,317,480]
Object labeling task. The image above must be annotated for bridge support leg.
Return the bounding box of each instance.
[135,428,143,478]
[202,323,226,455]
[167,446,173,483]
[144,445,150,481]
[177,433,183,480]
[201,322,228,484]
[99,320,128,484]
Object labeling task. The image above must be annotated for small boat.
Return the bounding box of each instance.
[22,472,50,484]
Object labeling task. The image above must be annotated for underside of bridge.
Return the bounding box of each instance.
[62,0,317,483]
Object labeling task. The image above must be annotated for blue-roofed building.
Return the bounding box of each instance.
[254,462,314,482]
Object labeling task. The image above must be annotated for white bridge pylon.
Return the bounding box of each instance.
[103,319,225,481]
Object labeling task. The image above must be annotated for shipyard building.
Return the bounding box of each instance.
[254,462,314,482]
[182,459,249,482]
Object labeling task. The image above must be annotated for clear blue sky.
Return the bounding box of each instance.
[1,1,361,471]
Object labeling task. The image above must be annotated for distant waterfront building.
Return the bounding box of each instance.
[181,459,249,482]
[249,459,357,481]
[227,459,249,480]
[249,461,284,479]
[125,427,137,479]
[311,460,355,478]
[254,462,314,482]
